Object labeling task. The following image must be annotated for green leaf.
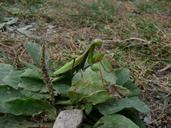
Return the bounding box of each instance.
[119,109,145,128]
[52,76,71,95]
[82,90,112,105]
[19,68,46,92]
[19,77,46,92]
[0,85,22,112]
[53,83,70,95]
[100,58,113,72]
[5,98,56,119]
[54,40,103,76]
[20,68,42,79]
[115,68,130,85]
[91,63,137,97]
[69,60,135,104]
[113,85,131,96]
[72,67,103,86]
[94,114,139,128]
[0,116,27,128]
[22,62,40,70]
[91,60,116,85]
[83,103,93,115]
[25,42,49,66]
[69,67,112,105]
[97,97,150,115]
[20,90,48,100]
[0,64,13,84]
[123,81,140,96]
[0,115,53,128]
[3,70,23,89]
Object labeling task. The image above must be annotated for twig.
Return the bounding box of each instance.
[14,29,42,41]
[158,64,171,73]
[148,114,166,125]
[104,37,151,46]
[153,24,167,38]
[14,46,20,69]
[0,43,16,54]
[122,37,151,45]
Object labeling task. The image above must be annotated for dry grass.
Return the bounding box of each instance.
[0,0,171,127]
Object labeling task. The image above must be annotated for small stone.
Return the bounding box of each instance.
[144,114,152,124]
[53,109,83,128]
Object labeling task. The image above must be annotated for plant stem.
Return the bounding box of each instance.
[40,44,55,105]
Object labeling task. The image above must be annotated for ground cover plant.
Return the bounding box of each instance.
[0,40,150,127]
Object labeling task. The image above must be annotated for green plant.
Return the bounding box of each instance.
[0,40,149,127]
[135,1,169,14]
[69,0,118,29]
[0,0,46,18]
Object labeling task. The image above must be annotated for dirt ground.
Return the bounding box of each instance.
[0,0,171,127]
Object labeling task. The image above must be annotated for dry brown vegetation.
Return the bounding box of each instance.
[0,0,171,127]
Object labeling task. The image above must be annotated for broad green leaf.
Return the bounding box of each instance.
[5,98,56,119]
[69,60,133,104]
[115,68,130,85]
[25,42,49,66]
[20,90,48,100]
[53,83,70,95]
[100,58,113,72]
[0,64,13,84]
[0,116,53,128]
[21,62,40,70]
[112,85,131,96]
[69,67,112,105]
[123,81,140,96]
[3,70,23,89]
[119,109,145,128]
[0,116,27,128]
[0,86,22,102]
[54,40,103,76]
[69,89,111,105]
[25,42,40,65]
[81,90,111,105]
[91,60,116,85]
[91,62,137,97]
[94,114,139,128]
[52,76,71,95]
[83,103,93,115]
[20,68,42,79]
[101,70,116,85]
[19,78,46,92]
[85,61,116,84]
[0,85,22,112]
[97,97,150,115]
[19,68,46,92]
[72,67,103,86]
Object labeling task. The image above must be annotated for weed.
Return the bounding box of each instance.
[0,0,171,127]
[0,41,149,127]
[69,0,119,29]
[135,1,169,14]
